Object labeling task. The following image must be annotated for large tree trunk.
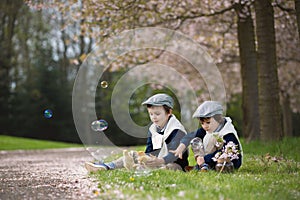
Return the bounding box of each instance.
[254,0,283,141]
[295,0,300,40]
[236,4,260,142]
[0,1,22,130]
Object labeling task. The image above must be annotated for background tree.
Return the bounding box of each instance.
[0,0,23,132]
[235,1,260,141]
[295,0,300,39]
[254,0,283,141]
[0,0,297,144]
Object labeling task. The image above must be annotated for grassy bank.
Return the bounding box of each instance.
[91,137,300,200]
[0,135,82,150]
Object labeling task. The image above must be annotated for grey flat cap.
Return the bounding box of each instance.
[142,93,174,109]
[192,101,223,118]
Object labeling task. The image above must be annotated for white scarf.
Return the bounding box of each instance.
[149,114,187,158]
[203,117,243,159]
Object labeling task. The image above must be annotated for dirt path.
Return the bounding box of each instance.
[0,147,120,200]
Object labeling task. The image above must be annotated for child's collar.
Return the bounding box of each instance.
[214,118,226,132]
[156,115,173,132]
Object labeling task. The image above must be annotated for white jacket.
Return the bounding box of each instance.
[203,117,243,160]
[149,114,187,158]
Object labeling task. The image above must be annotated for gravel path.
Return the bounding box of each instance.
[0,147,121,200]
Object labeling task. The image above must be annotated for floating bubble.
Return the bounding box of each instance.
[43,109,53,119]
[100,81,108,88]
[91,152,106,161]
[190,137,203,150]
[91,119,108,131]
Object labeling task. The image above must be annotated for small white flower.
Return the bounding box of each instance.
[178,191,185,197]
[213,141,240,162]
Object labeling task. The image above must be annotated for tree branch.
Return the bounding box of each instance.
[273,0,295,14]
[181,4,236,20]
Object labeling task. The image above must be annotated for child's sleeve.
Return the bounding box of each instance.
[145,131,153,153]
[163,129,186,163]
[223,133,242,169]
[180,128,206,147]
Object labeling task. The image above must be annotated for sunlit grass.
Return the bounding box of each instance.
[91,137,300,200]
[0,135,82,150]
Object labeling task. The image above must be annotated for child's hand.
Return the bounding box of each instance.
[144,155,165,167]
[196,156,205,166]
[213,134,225,150]
[169,143,186,159]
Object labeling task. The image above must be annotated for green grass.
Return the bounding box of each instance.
[0,135,82,150]
[91,137,300,200]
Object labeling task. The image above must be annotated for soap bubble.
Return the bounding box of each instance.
[91,119,108,131]
[100,81,108,88]
[43,109,53,119]
[190,137,204,151]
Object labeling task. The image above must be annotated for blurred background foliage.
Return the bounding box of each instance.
[0,0,299,145]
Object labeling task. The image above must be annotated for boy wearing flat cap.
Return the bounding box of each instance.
[170,101,243,171]
[85,93,189,172]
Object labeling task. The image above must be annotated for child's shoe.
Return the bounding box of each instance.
[194,163,209,172]
[200,163,209,172]
[85,161,115,172]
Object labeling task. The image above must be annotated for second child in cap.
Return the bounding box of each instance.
[170,101,243,171]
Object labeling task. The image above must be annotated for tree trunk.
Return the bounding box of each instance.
[236,4,260,142]
[0,1,22,129]
[254,0,283,141]
[281,93,293,137]
[295,0,300,40]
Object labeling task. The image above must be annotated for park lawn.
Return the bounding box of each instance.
[0,135,82,150]
[91,137,300,200]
